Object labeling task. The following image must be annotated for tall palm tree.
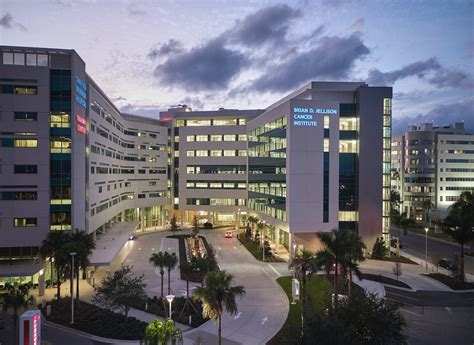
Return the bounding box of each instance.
[191,255,210,288]
[144,319,183,345]
[149,252,167,298]
[39,231,70,299]
[193,270,245,345]
[315,229,364,309]
[247,216,259,236]
[2,284,29,345]
[165,252,178,294]
[422,198,434,225]
[289,249,318,339]
[340,231,366,295]
[180,261,193,299]
[69,230,95,301]
[444,191,474,281]
[391,211,413,258]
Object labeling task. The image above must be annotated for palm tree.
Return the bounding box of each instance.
[422,198,434,225]
[149,252,167,298]
[165,252,178,294]
[144,319,183,345]
[180,261,193,299]
[2,284,29,345]
[247,216,259,236]
[444,191,474,281]
[391,210,413,258]
[69,230,95,301]
[170,215,179,235]
[315,229,365,309]
[193,270,245,345]
[39,231,70,299]
[289,249,318,339]
[191,255,211,288]
[340,231,366,295]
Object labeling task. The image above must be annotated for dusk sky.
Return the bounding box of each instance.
[1,0,473,133]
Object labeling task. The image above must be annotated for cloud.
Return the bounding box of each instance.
[181,96,204,110]
[119,103,165,118]
[148,39,184,59]
[350,17,365,31]
[367,57,441,85]
[127,6,146,16]
[249,34,370,92]
[392,97,474,134]
[0,12,27,31]
[227,4,301,47]
[154,38,248,91]
[428,69,474,89]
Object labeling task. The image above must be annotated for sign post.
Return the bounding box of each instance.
[19,310,41,345]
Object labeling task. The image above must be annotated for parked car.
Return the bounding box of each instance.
[437,258,456,271]
[390,238,403,249]
[224,231,233,238]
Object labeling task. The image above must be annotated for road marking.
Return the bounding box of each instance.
[233,246,237,250]
[386,292,419,302]
[234,312,242,320]
[400,308,423,317]
[152,248,155,251]
[268,264,281,277]
[261,316,268,325]
[138,247,142,251]
[218,247,222,250]
[445,307,452,314]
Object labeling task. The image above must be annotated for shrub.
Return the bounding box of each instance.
[203,222,213,229]
[372,237,389,258]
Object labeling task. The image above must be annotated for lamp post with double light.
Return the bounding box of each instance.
[424,227,429,272]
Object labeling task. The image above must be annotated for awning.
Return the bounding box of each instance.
[89,221,138,266]
[0,259,45,277]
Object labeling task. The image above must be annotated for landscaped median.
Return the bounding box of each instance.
[237,233,285,262]
[425,273,474,290]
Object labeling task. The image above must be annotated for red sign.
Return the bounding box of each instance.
[76,114,86,125]
[76,124,87,134]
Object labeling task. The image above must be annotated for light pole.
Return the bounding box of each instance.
[236,208,240,232]
[70,252,77,324]
[166,294,175,319]
[424,227,429,272]
[262,221,266,262]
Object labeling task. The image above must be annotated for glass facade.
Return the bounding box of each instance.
[50,69,72,230]
[248,117,287,221]
[382,98,392,242]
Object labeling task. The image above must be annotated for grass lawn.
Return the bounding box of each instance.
[370,254,418,265]
[237,233,285,262]
[267,275,333,345]
[425,273,474,290]
[407,225,454,243]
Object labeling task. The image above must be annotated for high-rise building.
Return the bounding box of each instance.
[0,46,392,287]
[391,122,474,221]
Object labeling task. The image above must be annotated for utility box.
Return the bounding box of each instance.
[19,310,41,345]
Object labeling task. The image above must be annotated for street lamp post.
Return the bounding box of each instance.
[424,227,429,272]
[262,221,266,262]
[236,208,240,232]
[166,294,175,319]
[70,252,77,324]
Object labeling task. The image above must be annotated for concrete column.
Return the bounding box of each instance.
[180,211,184,226]
[161,206,166,226]
[121,210,126,222]
[92,230,97,241]
[275,228,280,249]
[38,270,45,297]
[101,224,106,234]
[140,208,145,231]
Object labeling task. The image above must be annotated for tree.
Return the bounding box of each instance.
[39,231,70,299]
[191,216,200,238]
[180,261,193,299]
[144,319,183,345]
[93,265,146,325]
[315,229,365,309]
[391,211,414,258]
[149,252,167,298]
[422,198,434,224]
[443,191,474,281]
[247,216,259,236]
[68,230,95,301]
[170,215,179,235]
[164,252,178,295]
[289,249,319,339]
[2,284,29,345]
[393,262,402,281]
[191,255,212,288]
[371,237,389,258]
[193,270,245,345]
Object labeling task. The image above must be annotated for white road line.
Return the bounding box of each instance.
[387,292,419,302]
[234,312,242,320]
[400,308,423,317]
[261,316,269,325]
[445,307,452,314]
[268,264,281,277]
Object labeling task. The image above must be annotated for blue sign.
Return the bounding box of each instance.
[75,75,87,109]
[292,107,337,127]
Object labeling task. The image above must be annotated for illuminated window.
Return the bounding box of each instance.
[14,139,38,148]
[176,120,185,127]
[196,135,208,142]
[339,140,357,153]
[213,119,237,126]
[15,86,37,95]
[324,116,330,129]
[187,135,195,142]
[238,134,247,141]
[238,150,247,156]
[210,150,222,157]
[224,135,235,141]
[196,150,208,157]
[14,218,37,227]
[211,135,222,141]
[224,150,235,157]
[324,139,329,152]
[50,112,70,128]
[187,120,211,126]
[340,118,358,131]
[50,140,71,153]
[187,151,195,157]
[338,212,358,221]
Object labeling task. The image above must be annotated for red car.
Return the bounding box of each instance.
[224,231,233,238]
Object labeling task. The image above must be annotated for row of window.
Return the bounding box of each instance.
[92,125,165,151]
[248,182,286,197]
[445,159,474,163]
[0,138,38,148]
[445,168,474,172]
[176,118,246,127]
[186,134,247,142]
[445,149,474,154]
[0,85,37,95]
[90,144,161,162]
[90,191,167,216]
[186,150,247,157]
[186,198,246,206]
[13,112,38,121]
[90,166,166,175]
[186,165,246,174]
[445,177,474,182]
[13,218,37,227]
[444,186,474,191]
[186,181,246,189]
[13,165,38,174]
[3,52,48,66]
[0,191,37,200]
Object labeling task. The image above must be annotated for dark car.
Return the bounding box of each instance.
[390,238,403,249]
[437,258,456,271]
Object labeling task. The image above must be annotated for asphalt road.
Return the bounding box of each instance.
[391,227,474,275]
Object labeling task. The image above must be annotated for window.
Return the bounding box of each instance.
[196,135,208,142]
[187,135,195,142]
[238,150,247,156]
[15,86,37,95]
[14,112,37,121]
[224,135,235,141]
[196,150,208,157]
[224,150,235,156]
[14,53,25,65]
[26,54,37,66]
[238,134,247,141]
[15,139,38,148]
[187,120,211,126]
[14,218,37,227]
[3,52,13,64]
[187,151,195,157]
[149,181,157,186]
[210,150,222,157]
[213,119,237,126]
[238,118,246,125]
[211,135,222,141]
[14,165,37,174]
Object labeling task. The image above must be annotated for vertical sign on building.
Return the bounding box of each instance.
[19,310,41,345]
